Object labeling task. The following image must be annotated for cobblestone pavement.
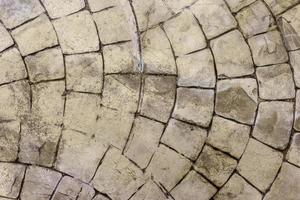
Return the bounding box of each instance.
[0,0,300,199]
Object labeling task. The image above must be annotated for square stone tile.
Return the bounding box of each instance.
[124,116,164,168]
[211,30,254,78]
[12,14,58,56]
[290,50,300,87]
[287,133,300,167]
[256,64,295,100]
[0,121,20,162]
[225,0,255,12]
[88,0,118,12]
[248,31,288,66]
[237,139,283,192]
[216,78,258,125]
[161,118,207,160]
[41,0,85,19]
[146,145,192,190]
[207,116,250,158]
[195,145,237,187]
[171,170,217,200]
[131,180,171,200]
[264,0,299,15]
[190,0,237,39]
[92,147,146,200]
[66,53,103,93]
[177,49,216,88]
[173,88,214,127]
[53,11,99,54]
[295,91,300,131]
[0,23,13,52]
[163,10,206,56]
[0,0,44,29]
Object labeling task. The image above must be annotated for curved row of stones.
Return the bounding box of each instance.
[0,0,300,199]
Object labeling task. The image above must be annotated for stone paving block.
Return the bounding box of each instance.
[92,147,146,200]
[264,0,299,15]
[163,10,206,56]
[0,23,13,52]
[256,64,295,100]
[92,194,110,200]
[0,0,44,29]
[215,78,258,125]
[161,118,207,160]
[211,30,254,78]
[41,0,85,19]
[207,116,250,158]
[195,145,237,187]
[225,0,256,12]
[25,47,64,83]
[0,163,25,198]
[248,31,288,66]
[173,88,214,127]
[177,49,216,88]
[146,145,192,190]
[53,11,99,54]
[171,170,217,200]
[124,116,164,168]
[290,50,300,87]
[142,27,177,74]
[253,101,293,149]
[0,48,27,84]
[237,139,283,192]
[20,166,62,200]
[295,91,300,131]
[0,121,20,162]
[66,53,103,93]
[141,76,176,122]
[214,173,262,200]
[88,0,118,12]
[286,133,300,167]
[12,14,58,56]
[131,180,171,200]
[190,0,237,39]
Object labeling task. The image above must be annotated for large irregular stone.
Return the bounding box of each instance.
[161,118,207,160]
[146,145,192,190]
[20,166,62,200]
[176,49,216,88]
[211,30,254,78]
[264,162,300,200]
[237,139,283,192]
[207,116,250,158]
[11,14,58,56]
[286,133,300,167]
[92,147,146,200]
[55,129,108,182]
[25,47,64,83]
[0,121,20,161]
[171,170,217,200]
[225,0,256,12]
[131,180,171,200]
[173,88,214,127]
[53,11,99,54]
[163,10,206,56]
[0,0,44,29]
[290,50,300,87]
[264,0,299,15]
[88,0,118,12]
[195,145,237,187]
[0,163,25,199]
[248,31,288,66]
[256,64,295,100]
[124,116,164,168]
[190,0,237,39]
[0,48,27,84]
[295,90,300,131]
[215,78,258,125]
[0,23,13,52]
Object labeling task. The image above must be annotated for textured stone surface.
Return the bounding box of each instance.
[131,180,171,200]
[225,0,256,12]
[0,121,20,162]
[0,23,13,52]
[286,133,300,167]
[295,90,300,131]
[265,0,299,15]
[290,50,300,87]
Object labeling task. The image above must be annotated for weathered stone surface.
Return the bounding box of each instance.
[171,170,217,200]
[256,64,295,100]
[25,47,64,83]
[216,78,258,125]
[248,31,288,66]
[88,0,118,12]
[211,30,254,78]
[294,91,300,131]
[0,163,25,198]
[207,116,250,158]
[177,49,216,88]
[0,121,20,161]
[53,11,99,54]
[214,173,262,200]
[161,118,207,160]
[195,145,237,187]
[12,14,58,56]
[225,0,256,12]
[290,50,300,87]
[92,194,110,200]
[264,162,300,200]
[131,180,171,200]
[264,0,299,15]
[286,133,300,167]
[237,139,283,192]
[146,145,191,190]
[190,0,237,39]
[92,147,146,200]
[0,23,13,52]
[124,116,164,168]
[253,101,293,149]
[173,88,214,127]
[164,10,206,56]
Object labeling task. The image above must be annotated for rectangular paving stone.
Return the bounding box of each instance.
[88,0,118,12]
[0,23,13,52]
[225,0,256,12]
[287,133,300,167]
[264,0,299,15]
[0,121,20,162]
